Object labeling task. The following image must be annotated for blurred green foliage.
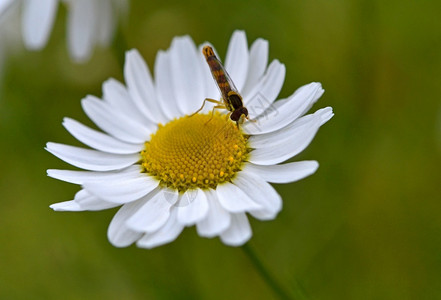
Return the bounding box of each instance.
[1,0,440,299]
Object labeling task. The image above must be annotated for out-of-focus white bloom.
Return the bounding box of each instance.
[62,0,128,62]
[21,0,59,50]
[0,0,128,63]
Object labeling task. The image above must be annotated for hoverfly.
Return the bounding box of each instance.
[190,46,250,127]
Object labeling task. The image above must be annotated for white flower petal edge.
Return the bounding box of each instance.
[63,118,144,154]
[242,82,324,135]
[83,175,159,204]
[126,188,178,233]
[243,60,285,117]
[220,213,252,246]
[22,0,58,49]
[249,107,333,166]
[154,50,183,120]
[102,78,148,125]
[225,30,249,92]
[124,49,168,124]
[169,36,206,115]
[216,182,262,213]
[47,165,142,185]
[66,0,96,62]
[136,207,185,249]
[5,0,127,62]
[46,142,139,171]
[249,107,333,149]
[108,199,145,247]
[243,161,319,184]
[50,189,119,211]
[241,38,268,97]
[0,0,15,15]
[196,189,231,238]
[233,171,282,221]
[82,95,155,144]
[177,189,209,226]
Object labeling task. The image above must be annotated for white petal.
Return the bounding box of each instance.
[108,200,146,247]
[316,106,334,125]
[83,175,159,204]
[50,200,81,211]
[220,213,252,246]
[126,189,178,233]
[170,36,205,115]
[269,84,326,122]
[50,189,119,211]
[249,115,322,166]
[234,171,282,220]
[273,83,326,123]
[196,189,231,237]
[216,182,262,213]
[63,118,144,154]
[154,50,182,120]
[0,0,14,16]
[136,207,184,249]
[249,107,332,148]
[82,95,154,143]
[22,0,58,49]
[242,82,323,135]
[249,107,333,166]
[46,142,139,171]
[298,83,325,117]
[102,78,148,125]
[47,165,142,185]
[244,161,319,184]
[74,189,120,210]
[243,60,285,118]
[124,49,167,123]
[66,0,96,62]
[241,38,268,97]
[177,189,209,226]
[225,30,249,92]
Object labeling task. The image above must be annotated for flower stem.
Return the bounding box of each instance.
[241,243,294,300]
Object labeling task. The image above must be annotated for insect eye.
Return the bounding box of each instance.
[230,107,248,122]
[241,107,248,117]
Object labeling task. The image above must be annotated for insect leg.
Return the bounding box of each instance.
[246,115,257,123]
[205,105,226,124]
[189,98,224,117]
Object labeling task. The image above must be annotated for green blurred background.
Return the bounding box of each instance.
[1,0,440,299]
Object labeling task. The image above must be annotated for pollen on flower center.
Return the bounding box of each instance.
[141,113,249,192]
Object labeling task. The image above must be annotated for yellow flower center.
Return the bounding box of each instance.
[141,113,249,192]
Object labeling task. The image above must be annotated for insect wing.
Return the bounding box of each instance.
[205,53,240,105]
[212,55,240,96]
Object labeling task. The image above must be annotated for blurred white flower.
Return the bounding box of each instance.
[62,0,128,62]
[47,31,333,248]
[0,0,128,62]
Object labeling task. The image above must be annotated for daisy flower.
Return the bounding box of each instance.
[0,0,128,62]
[47,30,333,248]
